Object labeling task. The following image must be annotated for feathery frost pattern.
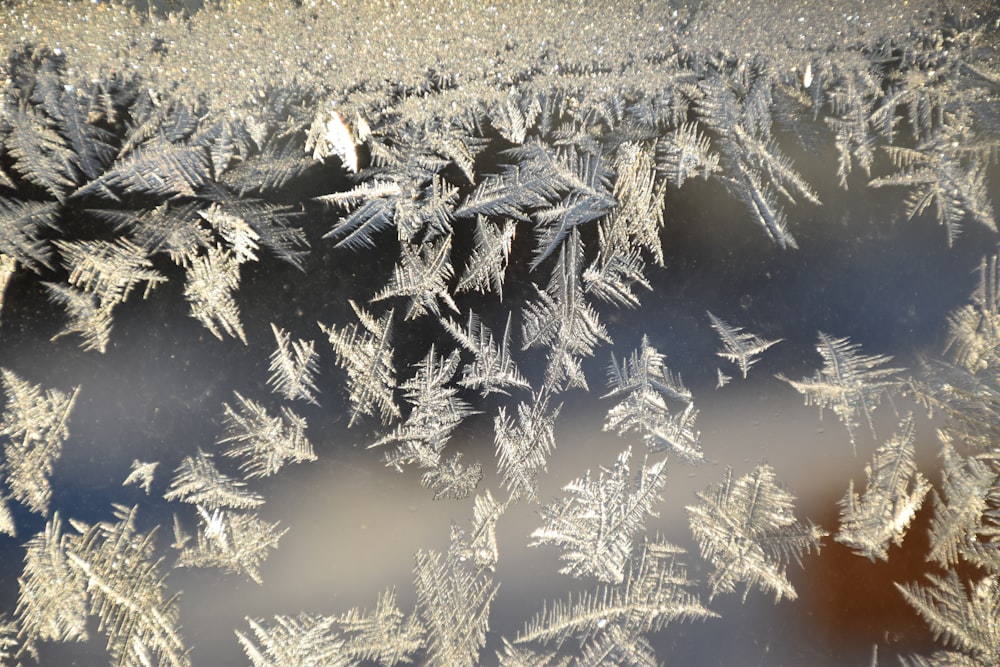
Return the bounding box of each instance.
[17,506,189,667]
[374,235,458,320]
[370,345,477,476]
[16,514,88,650]
[602,336,703,463]
[945,255,1000,374]
[870,129,997,247]
[55,238,166,305]
[175,507,287,585]
[779,332,903,450]
[183,245,247,344]
[238,588,422,667]
[123,459,159,494]
[896,572,1000,666]
[441,311,530,397]
[494,393,561,502]
[521,229,610,393]
[657,122,720,190]
[0,199,58,271]
[164,450,264,510]
[0,10,997,665]
[707,311,782,380]
[531,447,668,584]
[198,204,261,265]
[320,301,399,427]
[455,216,515,298]
[75,141,210,199]
[0,369,80,515]
[44,281,116,352]
[266,324,320,405]
[924,441,1000,570]
[687,464,826,602]
[421,452,483,501]
[836,416,931,561]
[414,522,499,666]
[516,538,717,659]
[218,393,316,479]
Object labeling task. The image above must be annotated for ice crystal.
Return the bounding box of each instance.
[183,245,247,344]
[320,301,399,427]
[266,324,320,405]
[687,464,826,602]
[164,450,265,511]
[414,533,498,667]
[441,311,530,397]
[123,459,159,495]
[494,393,561,502]
[602,336,703,463]
[0,369,80,515]
[707,311,782,380]
[17,506,190,667]
[218,393,316,480]
[531,447,668,583]
[176,507,287,585]
[779,333,903,451]
[836,416,931,561]
[517,538,716,658]
[370,345,476,474]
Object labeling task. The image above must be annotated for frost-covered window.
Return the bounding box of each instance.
[0,1,998,665]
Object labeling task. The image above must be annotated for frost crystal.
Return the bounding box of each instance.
[779,333,902,451]
[836,416,931,561]
[707,311,782,380]
[0,369,80,515]
[320,301,399,427]
[219,393,316,479]
[687,464,826,602]
[266,324,320,405]
[531,447,668,583]
[603,336,703,463]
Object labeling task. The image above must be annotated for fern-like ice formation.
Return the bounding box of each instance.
[237,588,423,667]
[836,415,931,561]
[0,199,58,271]
[17,506,190,666]
[924,440,1000,571]
[521,228,610,393]
[0,369,80,515]
[441,311,530,397]
[455,216,516,298]
[164,449,265,511]
[413,510,499,666]
[516,538,717,661]
[183,245,247,344]
[218,393,316,479]
[707,311,782,380]
[175,506,287,585]
[687,464,826,602]
[123,459,159,494]
[602,335,703,463]
[870,126,997,247]
[0,4,997,665]
[266,324,320,405]
[373,235,458,320]
[370,345,478,482]
[320,301,399,427]
[531,447,668,583]
[896,571,1000,666]
[494,392,561,502]
[45,238,166,352]
[945,255,1000,374]
[779,332,903,451]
